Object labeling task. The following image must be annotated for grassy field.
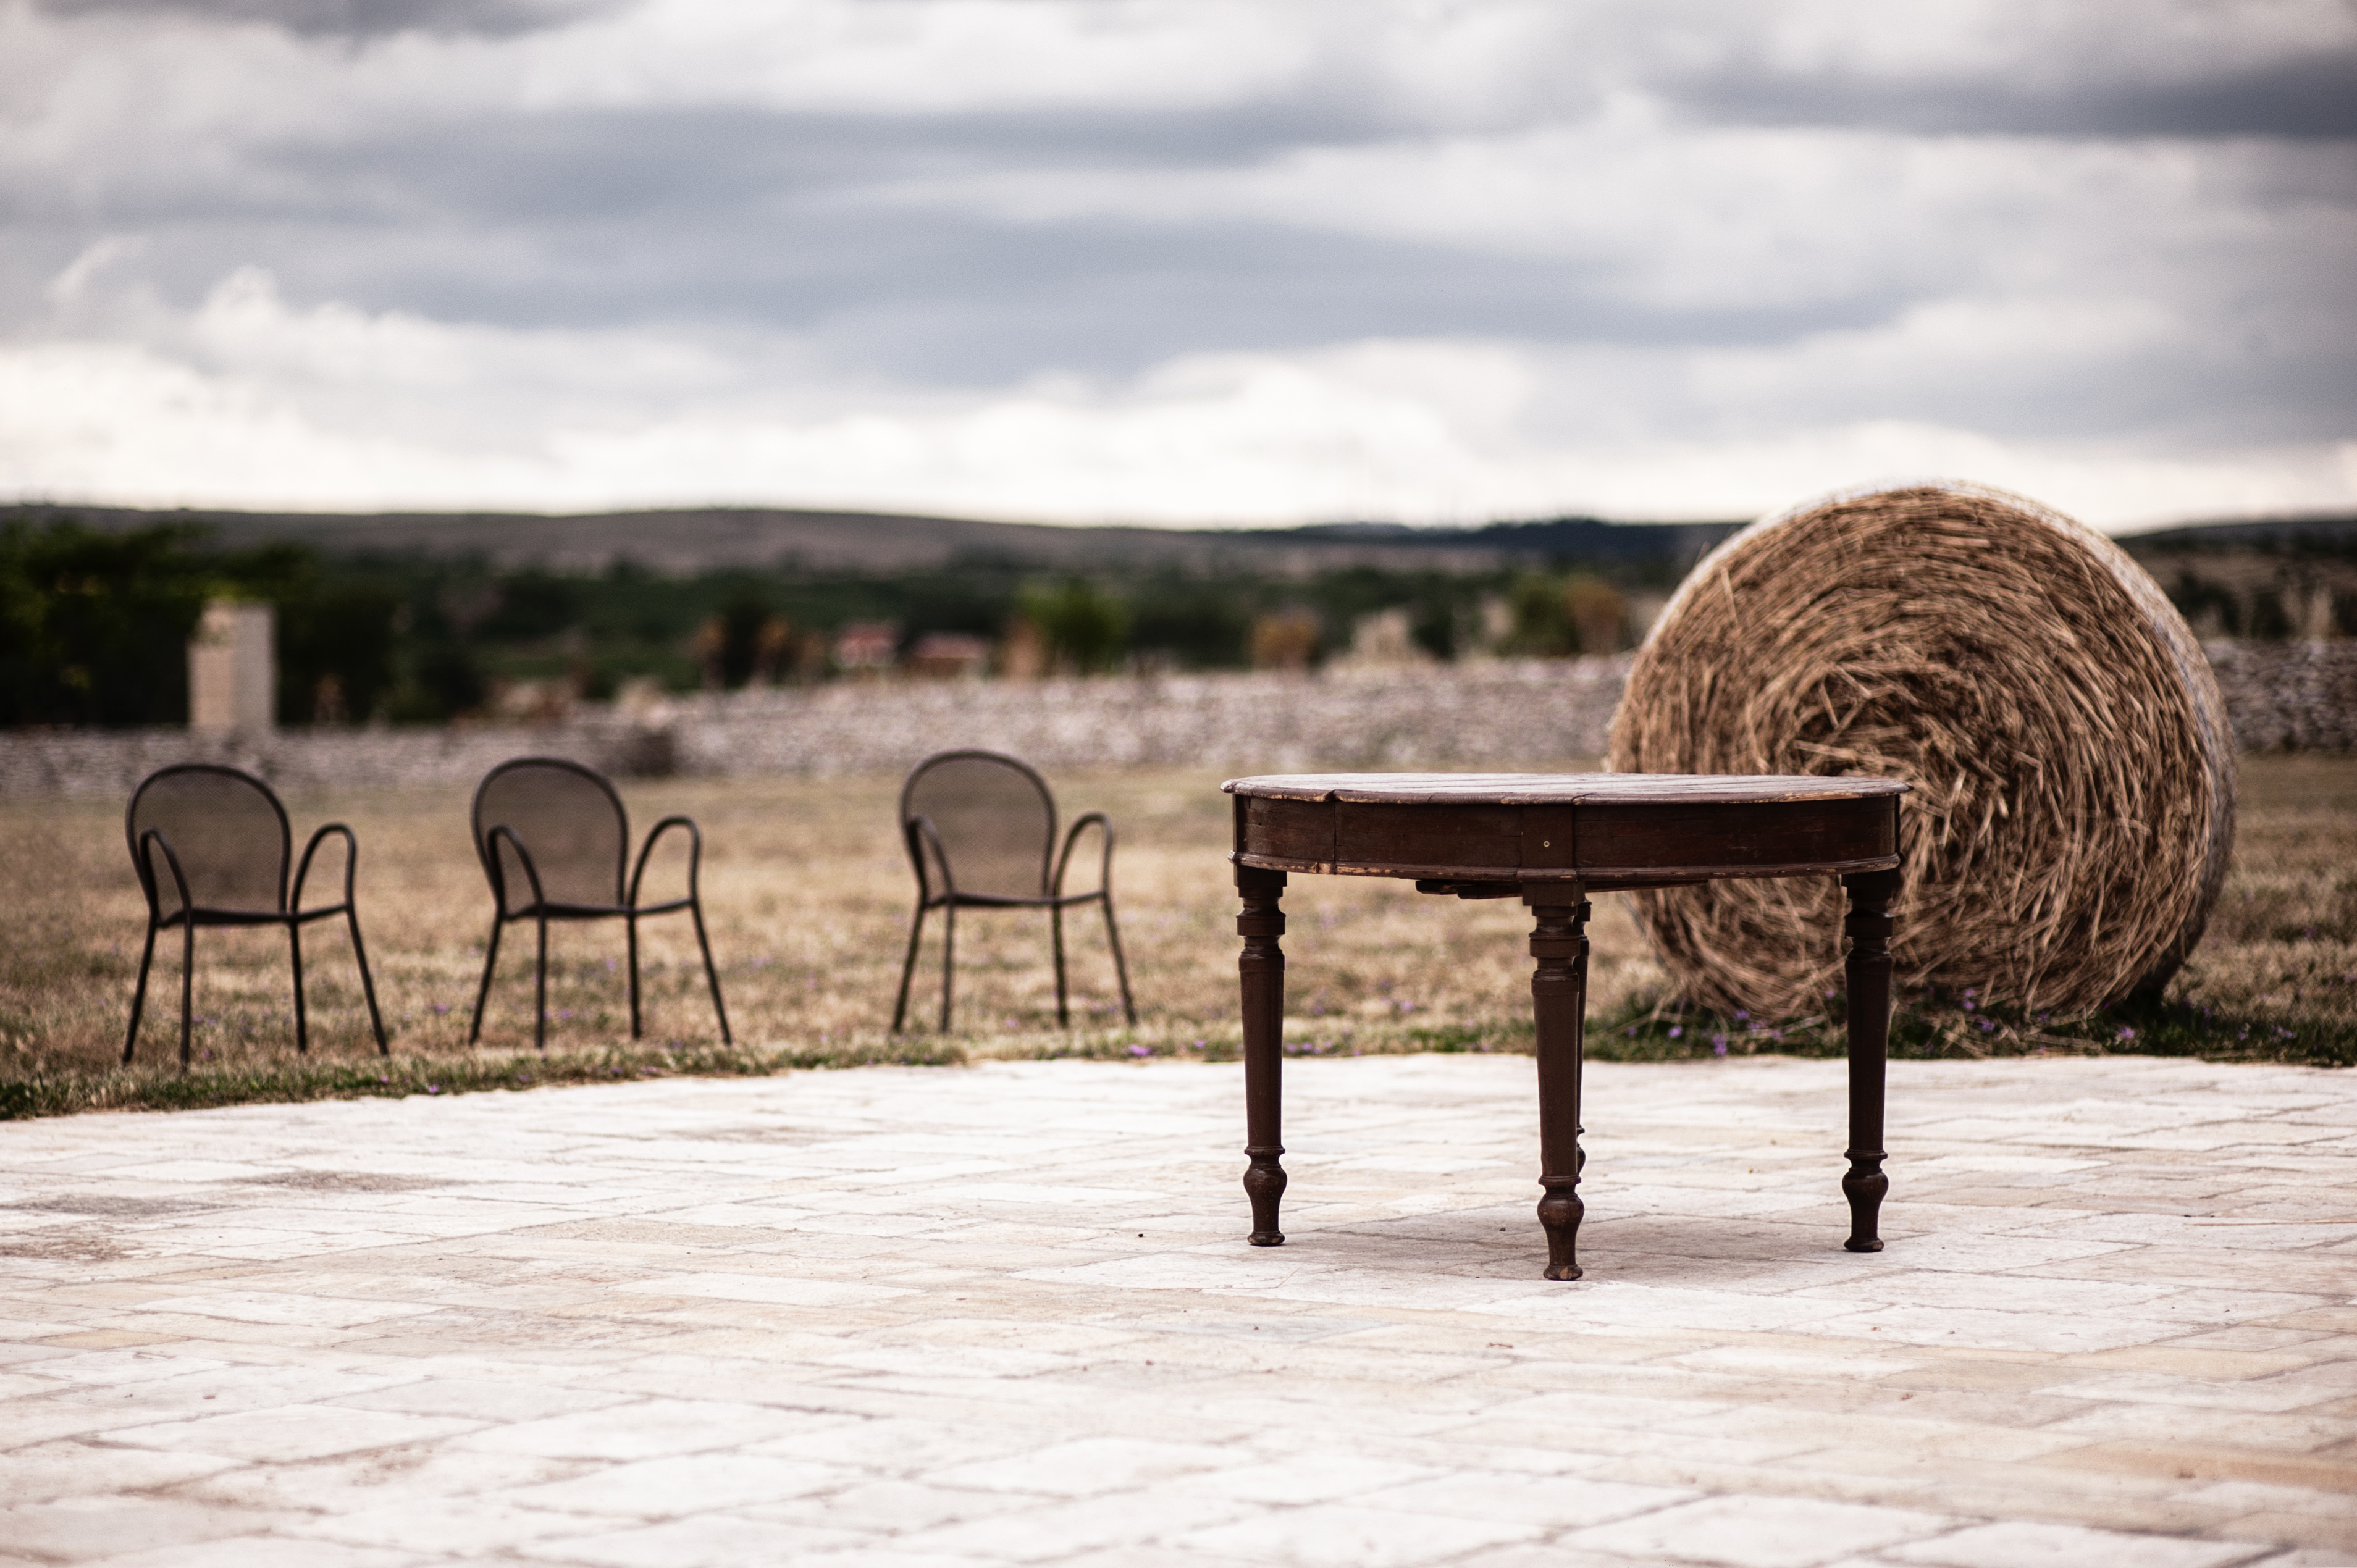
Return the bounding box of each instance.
[2,755,2350,1117]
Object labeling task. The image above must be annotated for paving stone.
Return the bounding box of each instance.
[1175,1499,1540,1566]
[504,1453,858,1516]
[1363,1470,1693,1528]
[456,1399,841,1462]
[171,1444,593,1512]
[0,1495,284,1561]
[1167,1451,1444,1504]
[0,1440,240,1506]
[80,1539,436,1568]
[924,1436,1237,1497]
[1885,1519,2271,1567]
[287,1496,606,1554]
[2,1055,2352,1567]
[323,1375,641,1423]
[892,1488,1254,1561]
[106,1402,483,1463]
[1563,1493,1952,1566]
[741,1477,1042,1533]
[513,1512,875,1566]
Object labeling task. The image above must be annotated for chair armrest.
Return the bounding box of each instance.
[292,823,359,915]
[484,824,547,915]
[1053,811,1115,899]
[629,815,704,909]
[136,828,195,921]
[905,814,956,902]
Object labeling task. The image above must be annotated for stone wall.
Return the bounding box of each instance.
[6,642,2351,799]
[2201,639,2357,753]
[678,657,1633,778]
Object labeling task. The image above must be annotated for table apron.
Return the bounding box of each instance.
[1239,794,1897,882]
[1233,852,1901,886]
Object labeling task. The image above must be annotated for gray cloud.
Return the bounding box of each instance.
[4,1,2351,523]
[33,0,615,38]
[1669,51,2357,140]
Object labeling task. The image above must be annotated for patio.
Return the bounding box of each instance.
[2,1053,2353,1567]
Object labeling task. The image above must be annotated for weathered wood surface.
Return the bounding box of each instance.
[1229,773,1908,889]
[1223,771,1911,805]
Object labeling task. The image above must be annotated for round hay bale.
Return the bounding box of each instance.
[1607,481,2235,1020]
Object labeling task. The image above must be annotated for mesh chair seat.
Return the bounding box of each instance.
[123,763,387,1066]
[467,757,730,1050]
[893,750,1136,1033]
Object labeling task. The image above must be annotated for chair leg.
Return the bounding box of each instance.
[289,922,309,1054]
[1051,903,1070,1028]
[468,916,505,1044]
[627,913,642,1040]
[891,903,928,1034]
[178,921,196,1070]
[1101,890,1138,1026]
[346,906,389,1055]
[124,920,158,1065]
[689,900,731,1045]
[939,903,957,1035]
[534,913,550,1052]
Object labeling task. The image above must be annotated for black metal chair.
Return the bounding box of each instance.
[468,757,729,1050]
[893,749,1136,1034]
[124,763,387,1067]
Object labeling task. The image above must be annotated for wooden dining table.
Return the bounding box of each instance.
[1222,771,1911,1280]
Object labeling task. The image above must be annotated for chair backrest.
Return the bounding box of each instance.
[900,750,1056,900]
[126,764,290,919]
[472,758,628,915]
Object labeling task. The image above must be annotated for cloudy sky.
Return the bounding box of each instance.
[2,0,2353,529]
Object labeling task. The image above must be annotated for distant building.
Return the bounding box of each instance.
[188,600,274,732]
[1335,606,1432,669]
[905,632,991,679]
[833,621,901,674]
[998,618,1047,681]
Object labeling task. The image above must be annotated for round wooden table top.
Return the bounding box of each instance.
[1222,772,1910,805]
[1225,771,1910,890]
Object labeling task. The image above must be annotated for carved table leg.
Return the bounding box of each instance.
[1238,864,1288,1246]
[1842,866,1902,1252]
[1528,889,1590,1280]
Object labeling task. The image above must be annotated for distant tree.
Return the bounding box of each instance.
[2247,590,2293,641]
[1020,579,1129,674]
[1410,597,1458,661]
[477,571,580,640]
[716,592,788,687]
[2168,571,2243,639]
[1505,571,1624,656]
[277,582,400,724]
[1563,574,1625,655]
[1128,579,1250,668]
[1506,571,1574,656]
[0,516,210,726]
[1250,606,1322,671]
[391,641,485,721]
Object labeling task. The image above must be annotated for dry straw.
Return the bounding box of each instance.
[1608,482,2235,1020]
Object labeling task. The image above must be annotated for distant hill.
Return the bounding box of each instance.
[11,500,2350,577]
[2117,513,2357,640]
[7,503,1739,576]
[2116,513,2357,553]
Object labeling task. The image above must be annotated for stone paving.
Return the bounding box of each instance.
[1,1054,2353,1567]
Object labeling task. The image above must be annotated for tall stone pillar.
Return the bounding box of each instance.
[188,600,274,733]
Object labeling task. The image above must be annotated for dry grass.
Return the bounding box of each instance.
[1612,484,2236,1018]
[1,754,2350,1117]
